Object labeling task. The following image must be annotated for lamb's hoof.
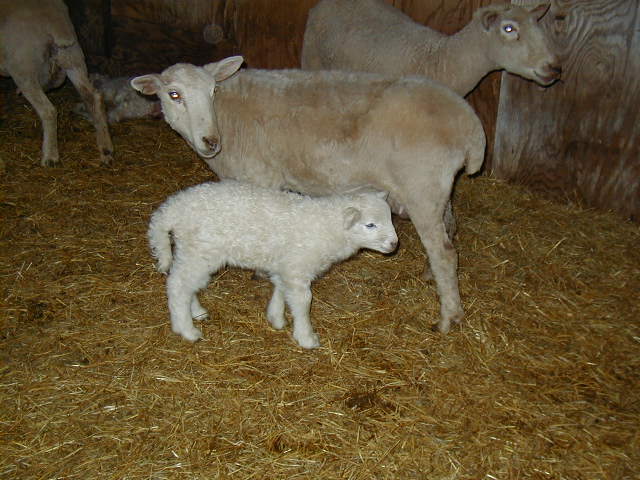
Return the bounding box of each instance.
[176,326,203,342]
[294,332,321,350]
[267,313,286,330]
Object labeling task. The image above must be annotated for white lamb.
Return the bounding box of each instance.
[148,180,398,349]
[74,74,162,124]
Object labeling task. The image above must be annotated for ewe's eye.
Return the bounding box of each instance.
[365,223,377,229]
[503,24,516,34]
[168,90,181,101]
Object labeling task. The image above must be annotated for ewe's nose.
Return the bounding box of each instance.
[202,136,221,155]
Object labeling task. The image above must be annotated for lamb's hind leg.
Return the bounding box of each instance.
[166,261,212,342]
[280,276,320,349]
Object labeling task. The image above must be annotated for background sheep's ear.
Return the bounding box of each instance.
[530,3,551,21]
[204,56,244,82]
[343,206,361,229]
[130,75,161,95]
[479,8,501,31]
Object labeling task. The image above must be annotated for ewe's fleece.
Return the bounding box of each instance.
[148,180,397,349]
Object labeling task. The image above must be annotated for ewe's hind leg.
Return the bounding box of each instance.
[281,277,319,349]
[422,200,457,281]
[407,195,464,334]
[166,261,212,342]
[61,46,114,165]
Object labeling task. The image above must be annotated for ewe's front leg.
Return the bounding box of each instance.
[282,278,320,349]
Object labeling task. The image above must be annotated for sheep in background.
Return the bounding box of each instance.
[148,180,398,349]
[132,57,486,334]
[0,0,113,166]
[301,0,562,96]
[74,74,162,124]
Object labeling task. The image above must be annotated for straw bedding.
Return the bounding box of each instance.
[1,80,638,479]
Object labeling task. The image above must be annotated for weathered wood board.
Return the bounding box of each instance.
[494,0,640,221]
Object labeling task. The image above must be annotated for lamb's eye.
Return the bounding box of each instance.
[168,90,181,101]
[365,223,377,229]
[503,24,516,34]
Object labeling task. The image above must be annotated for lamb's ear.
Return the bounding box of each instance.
[343,207,362,229]
[130,74,162,96]
[530,3,551,21]
[203,55,244,82]
[478,7,501,31]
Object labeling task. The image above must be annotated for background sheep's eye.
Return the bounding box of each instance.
[503,24,515,33]
[168,91,181,101]
[365,223,377,229]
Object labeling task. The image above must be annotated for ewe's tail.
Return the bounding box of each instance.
[147,207,173,273]
[464,112,488,176]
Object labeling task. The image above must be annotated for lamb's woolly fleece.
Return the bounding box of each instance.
[148,180,396,282]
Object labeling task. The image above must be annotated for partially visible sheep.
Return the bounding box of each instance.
[148,180,398,348]
[0,0,113,166]
[301,0,562,96]
[74,74,162,124]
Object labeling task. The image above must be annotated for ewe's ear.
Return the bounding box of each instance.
[130,74,161,96]
[203,55,244,82]
[343,207,361,229]
[530,3,551,21]
[479,7,501,31]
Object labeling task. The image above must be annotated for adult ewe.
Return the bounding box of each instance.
[0,0,113,166]
[149,180,398,348]
[301,0,562,96]
[131,56,486,334]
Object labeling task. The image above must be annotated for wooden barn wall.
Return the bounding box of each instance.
[494,0,640,221]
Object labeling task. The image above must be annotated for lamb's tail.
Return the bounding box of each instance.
[147,206,174,273]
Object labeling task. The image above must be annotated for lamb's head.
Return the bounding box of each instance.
[131,56,244,159]
[476,3,561,86]
[343,191,398,254]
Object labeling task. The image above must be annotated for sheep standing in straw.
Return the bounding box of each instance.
[148,180,398,349]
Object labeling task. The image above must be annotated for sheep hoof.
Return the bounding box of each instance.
[41,156,60,167]
[177,326,203,342]
[294,332,321,349]
[421,266,434,282]
[193,312,209,321]
[268,316,286,330]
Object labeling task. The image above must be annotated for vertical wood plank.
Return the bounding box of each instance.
[494,0,640,220]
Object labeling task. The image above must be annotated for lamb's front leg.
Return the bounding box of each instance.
[282,278,320,349]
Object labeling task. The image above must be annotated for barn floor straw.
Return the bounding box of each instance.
[1,80,639,479]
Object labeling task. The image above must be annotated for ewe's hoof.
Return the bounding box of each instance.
[421,267,434,282]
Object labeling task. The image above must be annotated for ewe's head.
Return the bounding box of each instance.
[343,191,398,254]
[130,56,244,159]
[476,3,561,86]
